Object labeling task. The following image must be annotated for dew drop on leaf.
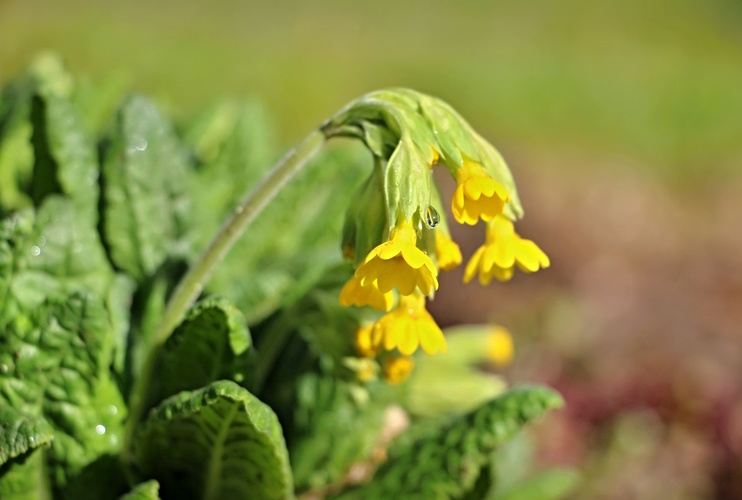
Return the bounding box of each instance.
[133,137,148,151]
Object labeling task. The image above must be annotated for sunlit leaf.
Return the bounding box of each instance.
[136,380,293,500]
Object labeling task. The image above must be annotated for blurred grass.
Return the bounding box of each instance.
[1,0,741,179]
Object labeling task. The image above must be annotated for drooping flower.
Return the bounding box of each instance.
[382,356,415,384]
[434,230,462,271]
[340,276,394,312]
[464,215,550,284]
[372,292,447,356]
[452,160,510,225]
[355,220,438,296]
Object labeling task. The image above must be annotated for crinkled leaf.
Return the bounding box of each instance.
[29,89,99,221]
[0,80,35,214]
[290,373,385,492]
[0,405,54,466]
[0,291,126,488]
[120,480,161,500]
[462,462,495,500]
[336,386,563,499]
[0,404,54,499]
[0,449,50,500]
[156,296,254,401]
[0,198,114,326]
[136,380,293,500]
[101,95,190,281]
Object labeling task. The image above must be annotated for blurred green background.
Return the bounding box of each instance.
[2,0,741,179]
[2,0,741,498]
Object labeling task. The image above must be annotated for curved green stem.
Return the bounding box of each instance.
[122,129,326,459]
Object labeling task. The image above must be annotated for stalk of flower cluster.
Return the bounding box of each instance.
[122,129,326,460]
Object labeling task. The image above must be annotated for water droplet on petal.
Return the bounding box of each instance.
[424,206,440,228]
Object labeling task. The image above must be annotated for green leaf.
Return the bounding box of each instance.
[209,145,368,323]
[496,469,580,500]
[0,405,54,500]
[108,273,137,377]
[0,291,126,488]
[135,380,293,500]
[156,296,254,401]
[186,99,276,253]
[120,480,161,500]
[0,81,34,214]
[290,374,385,492]
[101,95,190,281]
[0,405,54,466]
[0,198,114,325]
[29,90,99,221]
[0,450,51,500]
[337,386,563,499]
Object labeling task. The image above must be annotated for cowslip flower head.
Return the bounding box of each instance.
[355,219,438,296]
[340,275,394,312]
[372,292,447,356]
[382,356,415,384]
[452,160,510,226]
[464,214,550,284]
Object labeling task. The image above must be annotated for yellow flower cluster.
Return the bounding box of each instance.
[334,91,549,384]
[340,157,550,384]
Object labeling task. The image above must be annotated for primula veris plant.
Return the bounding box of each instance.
[0,55,570,500]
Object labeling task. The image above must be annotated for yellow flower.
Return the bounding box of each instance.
[382,356,415,384]
[452,160,510,225]
[340,276,394,312]
[355,220,438,296]
[373,293,447,356]
[464,215,550,284]
[354,323,382,357]
[434,231,462,271]
[487,326,514,365]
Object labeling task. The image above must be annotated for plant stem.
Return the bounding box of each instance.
[122,129,326,459]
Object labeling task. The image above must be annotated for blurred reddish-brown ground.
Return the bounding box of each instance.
[430,151,742,499]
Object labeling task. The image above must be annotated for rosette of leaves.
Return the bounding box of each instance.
[0,55,568,500]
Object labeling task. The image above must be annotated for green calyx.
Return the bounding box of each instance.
[340,159,388,265]
[322,88,524,224]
